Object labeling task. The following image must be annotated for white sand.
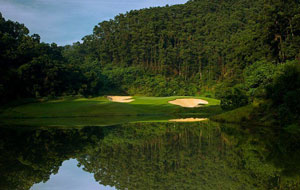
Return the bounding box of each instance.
[107,96,134,103]
[168,98,208,108]
[169,118,208,122]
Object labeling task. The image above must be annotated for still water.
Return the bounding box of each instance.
[31,159,116,190]
[0,121,300,190]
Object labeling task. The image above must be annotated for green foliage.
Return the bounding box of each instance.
[266,61,300,125]
[100,65,200,96]
[244,61,277,98]
[220,85,249,110]
[18,54,67,97]
[214,75,242,100]
[259,0,300,62]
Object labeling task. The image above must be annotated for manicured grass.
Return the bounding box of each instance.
[0,96,222,127]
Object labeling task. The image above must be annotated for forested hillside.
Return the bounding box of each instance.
[1,0,300,125]
[67,0,299,96]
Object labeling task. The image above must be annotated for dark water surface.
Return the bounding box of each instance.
[1,121,300,190]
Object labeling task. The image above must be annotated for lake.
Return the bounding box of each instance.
[1,121,299,190]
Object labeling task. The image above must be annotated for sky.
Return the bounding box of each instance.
[0,0,188,45]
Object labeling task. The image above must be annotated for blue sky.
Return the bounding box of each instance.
[0,0,188,45]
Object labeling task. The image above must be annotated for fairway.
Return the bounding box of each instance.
[0,96,222,126]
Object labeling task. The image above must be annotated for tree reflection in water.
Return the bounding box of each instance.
[0,121,299,190]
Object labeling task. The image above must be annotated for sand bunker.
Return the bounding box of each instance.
[169,118,208,122]
[107,96,134,103]
[168,98,208,108]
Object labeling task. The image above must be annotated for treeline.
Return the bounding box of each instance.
[0,0,300,106]
[75,0,300,95]
[0,13,106,101]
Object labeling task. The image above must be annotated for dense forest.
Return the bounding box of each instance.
[0,0,300,126]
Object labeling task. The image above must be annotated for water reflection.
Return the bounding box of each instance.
[0,121,299,190]
[168,117,208,122]
[31,159,116,190]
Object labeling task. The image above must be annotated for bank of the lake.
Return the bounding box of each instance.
[211,100,285,128]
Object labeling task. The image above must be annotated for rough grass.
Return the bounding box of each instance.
[0,96,222,127]
[211,100,271,126]
[211,105,255,123]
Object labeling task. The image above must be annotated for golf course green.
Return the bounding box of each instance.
[0,96,222,127]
